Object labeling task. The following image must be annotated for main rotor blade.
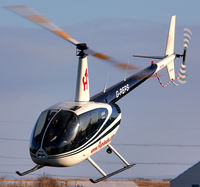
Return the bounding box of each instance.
[85,48,138,70]
[6,5,139,71]
[5,5,79,46]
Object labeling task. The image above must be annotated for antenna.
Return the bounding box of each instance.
[103,73,110,93]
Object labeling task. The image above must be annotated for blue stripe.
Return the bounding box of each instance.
[48,121,120,159]
[45,114,121,157]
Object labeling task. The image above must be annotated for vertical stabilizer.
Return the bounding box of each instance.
[75,56,90,102]
[165,15,176,80]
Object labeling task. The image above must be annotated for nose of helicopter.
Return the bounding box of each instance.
[30,149,84,167]
[30,109,80,155]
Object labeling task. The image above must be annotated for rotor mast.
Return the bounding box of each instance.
[75,43,90,102]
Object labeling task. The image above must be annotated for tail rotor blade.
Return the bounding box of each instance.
[184,28,192,49]
[178,28,192,84]
[178,62,187,84]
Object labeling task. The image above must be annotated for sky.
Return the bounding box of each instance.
[0,0,200,181]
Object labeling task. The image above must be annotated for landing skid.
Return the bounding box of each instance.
[88,144,135,183]
[16,165,44,176]
[90,164,135,183]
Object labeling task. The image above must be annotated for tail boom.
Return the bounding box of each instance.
[155,54,176,75]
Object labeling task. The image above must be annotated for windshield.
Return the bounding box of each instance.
[30,108,109,156]
[43,110,79,155]
[30,109,59,154]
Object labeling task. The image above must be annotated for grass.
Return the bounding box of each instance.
[0,176,170,187]
[134,179,170,187]
[0,174,75,187]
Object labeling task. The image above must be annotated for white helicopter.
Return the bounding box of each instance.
[6,6,192,183]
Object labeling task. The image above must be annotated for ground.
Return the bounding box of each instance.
[0,178,170,187]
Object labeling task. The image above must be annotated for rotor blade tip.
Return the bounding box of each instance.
[4,5,28,9]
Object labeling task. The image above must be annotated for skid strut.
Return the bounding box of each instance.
[16,165,44,176]
[88,144,135,183]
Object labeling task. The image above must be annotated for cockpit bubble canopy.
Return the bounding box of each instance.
[30,103,109,155]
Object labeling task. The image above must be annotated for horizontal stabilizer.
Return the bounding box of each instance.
[133,54,166,59]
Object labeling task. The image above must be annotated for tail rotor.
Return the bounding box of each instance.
[177,28,192,84]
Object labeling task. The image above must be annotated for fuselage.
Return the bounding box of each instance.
[30,101,121,167]
[30,64,158,168]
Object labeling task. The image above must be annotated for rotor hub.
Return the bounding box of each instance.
[76,43,88,57]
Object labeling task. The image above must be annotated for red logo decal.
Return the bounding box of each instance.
[82,68,88,91]
[91,134,115,154]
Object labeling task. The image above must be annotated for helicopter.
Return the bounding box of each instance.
[5,5,192,183]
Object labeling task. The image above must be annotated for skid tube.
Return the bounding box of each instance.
[88,144,135,183]
[16,165,44,176]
